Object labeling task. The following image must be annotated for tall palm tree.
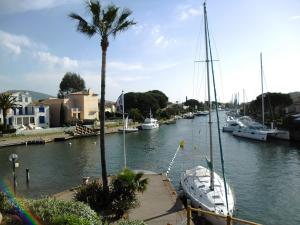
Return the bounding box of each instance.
[0,93,18,130]
[69,0,136,193]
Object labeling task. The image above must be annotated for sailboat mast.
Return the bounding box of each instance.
[260,52,264,126]
[203,2,214,191]
[243,89,246,116]
[122,90,127,168]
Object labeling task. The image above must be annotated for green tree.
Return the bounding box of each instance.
[146,90,168,108]
[0,93,18,130]
[184,99,200,111]
[70,0,136,193]
[58,72,86,98]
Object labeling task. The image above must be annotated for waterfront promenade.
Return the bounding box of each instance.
[0,125,125,148]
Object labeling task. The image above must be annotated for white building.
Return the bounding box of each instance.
[0,91,50,129]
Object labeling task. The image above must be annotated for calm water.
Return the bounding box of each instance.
[0,112,300,225]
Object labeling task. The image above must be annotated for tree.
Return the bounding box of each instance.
[0,93,18,130]
[58,72,86,98]
[146,90,168,108]
[70,0,136,193]
[184,99,200,111]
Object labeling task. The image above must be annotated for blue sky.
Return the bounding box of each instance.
[0,0,299,103]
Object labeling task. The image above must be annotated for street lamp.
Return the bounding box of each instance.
[9,153,18,195]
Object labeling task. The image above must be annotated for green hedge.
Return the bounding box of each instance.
[25,198,100,225]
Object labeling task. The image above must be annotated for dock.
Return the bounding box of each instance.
[128,173,188,225]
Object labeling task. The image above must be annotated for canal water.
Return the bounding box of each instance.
[0,112,300,225]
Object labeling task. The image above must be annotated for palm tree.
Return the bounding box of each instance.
[69,0,136,193]
[116,168,148,193]
[0,93,18,130]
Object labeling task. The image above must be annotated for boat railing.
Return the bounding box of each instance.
[187,205,262,225]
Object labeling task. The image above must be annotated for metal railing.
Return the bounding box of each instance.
[187,205,262,225]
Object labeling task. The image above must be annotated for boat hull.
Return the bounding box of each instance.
[181,166,234,225]
[233,129,267,141]
[118,128,139,133]
[141,124,159,130]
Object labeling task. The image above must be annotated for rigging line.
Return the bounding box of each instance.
[206,13,229,213]
[210,28,225,103]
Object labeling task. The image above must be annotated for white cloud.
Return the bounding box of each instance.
[289,15,300,20]
[0,0,77,14]
[150,25,175,48]
[0,30,33,55]
[177,5,201,21]
[34,51,78,69]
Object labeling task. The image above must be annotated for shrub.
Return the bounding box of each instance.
[0,191,15,214]
[25,198,99,225]
[74,180,108,212]
[51,214,91,225]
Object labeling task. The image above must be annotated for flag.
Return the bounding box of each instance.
[206,157,212,170]
[116,93,123,113]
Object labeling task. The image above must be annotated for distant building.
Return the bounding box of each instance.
[103,100,117,113]
[0,91,50,129]
[42,89,99,127]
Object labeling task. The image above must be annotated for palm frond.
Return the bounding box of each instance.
[112,19,136,38]
[86,0,101,28]
[102,5,119,33]
[69,12,96,37]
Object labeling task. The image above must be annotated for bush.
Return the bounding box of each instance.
[75,170,148,220]
[74,180,107,212]
[117,220,147,225]
[51,214,91,225]
[26,198,99,225]
[0,191,15,214]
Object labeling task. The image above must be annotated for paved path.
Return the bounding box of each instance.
[128,174,188,225]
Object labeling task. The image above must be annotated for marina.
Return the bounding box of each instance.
[0,113,299,224]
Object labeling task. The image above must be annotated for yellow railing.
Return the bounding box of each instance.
[187,205,262,225]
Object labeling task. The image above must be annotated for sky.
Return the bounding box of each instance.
[0,0,299,103]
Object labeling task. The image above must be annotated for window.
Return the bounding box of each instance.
[39,116,45,124]
[25,107,28,115]
[19,107,23,115]
[39,106,45,112]
[25,97,28,102]
[30,117,35,123]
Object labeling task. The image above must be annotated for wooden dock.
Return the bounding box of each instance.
[128,173,188,225]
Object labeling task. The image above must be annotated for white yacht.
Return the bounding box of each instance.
[195,110,209,116]
[141,110,159,130]
[222,116,240,132]
[232,124,268,141]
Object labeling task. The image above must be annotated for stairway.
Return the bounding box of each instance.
[74,123,97,136]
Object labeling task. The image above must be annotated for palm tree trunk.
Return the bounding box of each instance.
[3,110,7,130]
[100,40,109,193]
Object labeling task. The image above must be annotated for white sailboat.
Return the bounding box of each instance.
[232,53,290,141]
[181,2,235,224]
[118,91,138,133]
[118,116,138,133]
